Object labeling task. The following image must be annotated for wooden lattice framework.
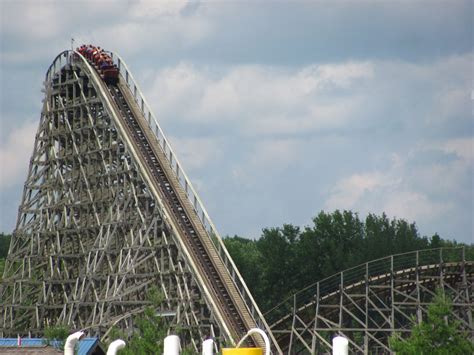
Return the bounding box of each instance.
[4,49,471,355]
[267,247,474,354]
[0,50,280,352]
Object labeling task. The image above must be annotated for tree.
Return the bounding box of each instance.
[223,235,263,300]
[107,288,195,354]
[43,324,70,349]
[107,287,167,354]
[112,307,167,354]
[307,210,366,277]
[0,233,12,258]
[295,210,365,289]
[223,211,471,314]
[256,224,301,310]
[389,289,474,354]
[0,233,12,279]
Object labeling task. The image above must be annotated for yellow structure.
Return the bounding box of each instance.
[222,348,263,355]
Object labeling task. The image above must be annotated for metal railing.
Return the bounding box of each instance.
[44,49,279,351]
[107,51,275,335]
[265,246,468,326]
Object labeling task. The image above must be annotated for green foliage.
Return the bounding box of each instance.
[114,287,167,354]
[0,233,12,258]
[107,287,195,354]
[116,307,168,355]
[256,224,301,310]
[43,324,70,349]
[224,210,472,312]
[223,236,261,293]
[0,258,5,280]
[0,233,12,279]
[110,308,196,354]
[389,289,474,354]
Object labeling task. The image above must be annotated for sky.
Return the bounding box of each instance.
[0,0,472,244]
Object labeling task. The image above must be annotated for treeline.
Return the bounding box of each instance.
[1,211,471,312]
[0,233,11,279]
[223,210,472,312]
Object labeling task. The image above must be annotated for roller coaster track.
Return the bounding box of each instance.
[0,50,281,353]
[2,49,471,355]
[265,247,473,354]
[79,51,279,350]
[107,77,258,345]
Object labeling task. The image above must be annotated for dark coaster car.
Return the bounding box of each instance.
[103,67,119,85]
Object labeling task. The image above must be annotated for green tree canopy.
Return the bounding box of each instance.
[0,233,12,279]
[223,210,472,312]
[389,289,474,354]
[43,324,70,349]
[0,233,12,259]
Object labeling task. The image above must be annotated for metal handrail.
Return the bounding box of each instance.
[265,246,467,324]
[108,49,273,326]
[48,49,279,350]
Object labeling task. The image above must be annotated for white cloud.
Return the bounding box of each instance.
[324,172,386,211]
[324,136,470,228]
[130,0,189,18]
[413,138,473,194]
[442,137,473,162]
[167,136,222,171]
[143,55,471,241]
[436,88,469,120]
[78,15,211,57]
[1,0,212,64]
[383,190,453,222]
[148,62,207,118]
[0,0,471,242]
[0,120,38,189]
[325,167,454,223]
[147,61,373,135]
[371,54,472,127]
[1,1,62,40]
[250,138,303,169]
[298,62,374,91]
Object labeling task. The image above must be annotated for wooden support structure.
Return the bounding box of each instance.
[0,50,281,354]
[267,247,473,354]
